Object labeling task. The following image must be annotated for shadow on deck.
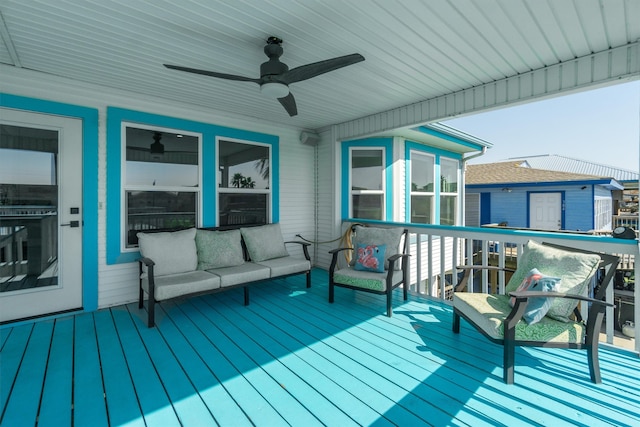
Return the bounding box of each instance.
[1,268,639,426]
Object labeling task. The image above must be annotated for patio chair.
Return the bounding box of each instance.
[328,225,410,316]
[452,240,619,384]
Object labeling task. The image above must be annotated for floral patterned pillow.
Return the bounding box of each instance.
[510,268,561,324]
[353,243,386,273]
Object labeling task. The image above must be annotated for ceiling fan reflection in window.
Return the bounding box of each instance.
[164,36,365,117]
[126,131,197,163]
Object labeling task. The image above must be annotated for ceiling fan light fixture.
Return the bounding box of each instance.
[150,132,164,160]
[260,82,289,98]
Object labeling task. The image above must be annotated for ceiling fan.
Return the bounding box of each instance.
[127,131,195,161]
[164,36,365,117]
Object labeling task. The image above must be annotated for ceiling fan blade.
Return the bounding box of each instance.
[278,93,298,117]
[164,64,260,83]
[282,54,365,84]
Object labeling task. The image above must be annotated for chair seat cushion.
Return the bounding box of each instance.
[453,293,586,344]
[256,256,310,277]
[206,262,270,287]
[142,270,220,301]
[333,268,403,292]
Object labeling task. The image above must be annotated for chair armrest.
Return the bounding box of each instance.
[328,247,354,274]
[329,247,354,255]
[509,291,614,308]
[139,256,155,267]
[285,241,311,261]
[456,265,516,273]
[387,253,410,271]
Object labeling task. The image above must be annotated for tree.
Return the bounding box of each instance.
[231,173,244,188]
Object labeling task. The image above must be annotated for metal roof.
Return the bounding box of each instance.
[506,154,639,182]
[1,0,639,131]
[466,161,624,190]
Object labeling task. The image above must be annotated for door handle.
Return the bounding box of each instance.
[61,220,80,228]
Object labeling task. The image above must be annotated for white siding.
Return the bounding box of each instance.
[4,66,315,308]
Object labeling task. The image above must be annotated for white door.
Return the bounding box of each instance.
[0,108,83,322]
[529,192,562,230]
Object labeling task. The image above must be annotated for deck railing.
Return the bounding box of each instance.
[344,219,640,353]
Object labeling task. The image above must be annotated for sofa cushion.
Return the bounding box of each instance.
[241,224,289,262]
[454,293,586,344]
[195,229,244,270]
[256,256,311,277]
[354,243,386,273]
[141,270,220,301]
[505,240,600,322]
[351,226,403,270]
[138,228,197,277]
[207,262,270,287]
[333,268,403,292]
[510,268,561,325]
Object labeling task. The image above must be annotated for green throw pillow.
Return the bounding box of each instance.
[195,229,245,270]
[137,228,197,277]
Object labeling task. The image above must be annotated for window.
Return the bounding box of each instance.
[410,152,435,223]
[350,148,384,220]
[123,125,200,247]
[439,157,459,225]
[594,197,613,230]
[217,139,270,226]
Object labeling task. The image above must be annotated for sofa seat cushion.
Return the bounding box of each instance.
[333,268,403,292]
[256,256,310,277]
[142,270,220,301]
[195,228,244,270]
[207,262,270,287]
[453,292,586,344]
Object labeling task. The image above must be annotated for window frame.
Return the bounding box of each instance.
[341,138,394,221]
[439,156,460,226]
[408,150,435,224]
[405,142,462,225]
[121,122,202,250]
[106,107,279,264]
[216,136,272,226]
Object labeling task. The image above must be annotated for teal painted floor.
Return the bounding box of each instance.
[1,268,639,426]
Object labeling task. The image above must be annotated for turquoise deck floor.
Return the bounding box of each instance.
[1,268,639,426]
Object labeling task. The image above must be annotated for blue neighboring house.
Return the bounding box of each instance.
[465,161,623,232]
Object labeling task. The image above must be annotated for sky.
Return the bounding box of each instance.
[442,80,640,172]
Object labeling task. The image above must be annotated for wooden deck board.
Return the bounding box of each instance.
[1,268,640,426]
[38,317,74,427]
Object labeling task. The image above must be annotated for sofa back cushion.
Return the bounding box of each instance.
[196,229,245,270]
[137,228,198,277]
[241,224,289,262]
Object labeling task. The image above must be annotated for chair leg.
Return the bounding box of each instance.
[386,290,393,317]
[306,271,311,288]
[503,339,515,384]
[148,295,155,328]
[138,284,144,309]
[329,282,335,303]
[244,286,250,306]
[452,311,460,333]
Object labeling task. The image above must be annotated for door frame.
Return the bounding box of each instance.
[527,190,565,230]
[1,93,99,322]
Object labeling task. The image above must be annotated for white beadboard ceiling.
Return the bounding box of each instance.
[0,0,638,131]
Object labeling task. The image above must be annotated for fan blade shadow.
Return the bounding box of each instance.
[282,54,364,84]
[278,93,298,117]
[164,64,260,83]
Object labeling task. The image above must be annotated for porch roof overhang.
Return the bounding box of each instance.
[0,1,638,136]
